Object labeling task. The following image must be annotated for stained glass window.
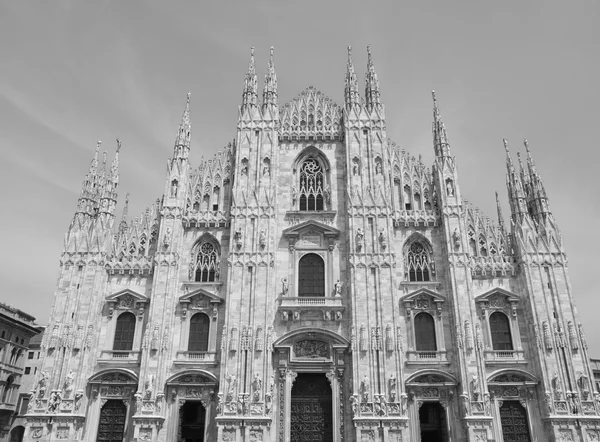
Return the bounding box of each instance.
[299,159,324,211]
[192,242,219,282]
[406,242,431,282]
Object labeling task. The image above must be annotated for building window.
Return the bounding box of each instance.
[24,367,31,375]
[406,242,432,282]
[188,313,210,352]
[192,241,219,282]
[113,312,136,351]
[2,375,13,403]
[19,396,30,415]
[97,400,126,442]
[299,158,324,211]
[28,352,34,360]
[414,312,437,351]
[489,312,513,351]
[298,254,325,297]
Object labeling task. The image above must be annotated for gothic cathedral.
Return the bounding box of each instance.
[23,47,600,442]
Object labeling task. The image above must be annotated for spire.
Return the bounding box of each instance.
[503,138,529,223]
[262,46,278,110]
[174,93,191,155]
[344,46,361,110]
[118,193,129,234]
[241,47,258,109]
[522,139,552,222]
[431,91,450,158]
[109,138,121,188]
[495,191,506,234]
[364,45,381,112]
[76,141,103,216]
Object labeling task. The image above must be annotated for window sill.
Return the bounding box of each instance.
[484,349,526,365]
[406,350,449,365]
[97,350,141,365]
[400,281,441,291]
[173,351,218,366]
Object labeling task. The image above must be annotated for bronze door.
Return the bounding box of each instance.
[290,374,333,442]
[181,401,206,442]
[500,401,531,442]
[97,399,126,442]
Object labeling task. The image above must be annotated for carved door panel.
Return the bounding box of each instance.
[97,399,126,442]
[290,374,333,442]
[500,401,531,442]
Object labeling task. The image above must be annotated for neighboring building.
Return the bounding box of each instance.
[22,47,600,441]
[6,328,44,442]
[0,304,41,442]
[591,359,600,395]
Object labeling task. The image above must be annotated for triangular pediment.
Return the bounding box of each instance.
[282,220,340,239]
[475,287,519,303]
[105,288,148,304]
[401,288,446,303]
[279,86,343,140]
[179,286,224,304]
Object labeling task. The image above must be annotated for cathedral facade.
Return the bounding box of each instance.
[22,46,600,442]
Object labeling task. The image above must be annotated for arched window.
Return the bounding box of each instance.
[299,158,324,211]
[414,312,437,351]
[113,312,136,351]
[489,312,513,351]
[406,242,432,282]
[192,241,219,282]
[188,313,210,352]
[212,187,220,211]
[97,399,126,442]
[403,186,411,210]
[298,254,325,297]
[2,375,13,403]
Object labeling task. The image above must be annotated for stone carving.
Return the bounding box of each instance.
[378,228,387,250]
[464,320,473,350]
[578,322,588,349]
[349,394,358,417]
[170,179,178,197]
[359,324,366,351]
[144,373,154,400]
[568,321,579,350]
[48,390,62,413]
[262,158,270,176]
[385,324,393,351]
[235,228,243,248]
[543,321,552,350]
[294,340,329,358]
[63,370,74,399]
[334,279,343,297]
[475,322,483,351]
[259,229,267,248]
[360,375,370,403]
[356,228,364,251]
[255,326,263,352]
[252,374,262,402]
[74,391,83,413]
[266,326,275,352]
[471,375,481,401]
[150,325,159,351]
[229,327,238,352]
[292,186,298,205]
[578,372,591,400]
[36,372,49,398]
[397,327,403,352]
[552,373,564,400]
[446,179,455,196]
[281,278,289,296]
[388,374,397,402]
[324,184,331,205]
[226,373,237,402]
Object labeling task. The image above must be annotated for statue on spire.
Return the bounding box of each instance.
[242,46,258,109]
[262,46,278,111]
[344,46,361,110]
[365,45,381,111]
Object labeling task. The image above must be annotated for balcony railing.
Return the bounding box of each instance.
[174,351,218,365]
[98,350,141,364]
[484,349,525,364]
[406,350,448,364]
[280,297,343,307]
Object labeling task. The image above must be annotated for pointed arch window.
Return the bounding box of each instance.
[489,312,513,351]
[212,187,220,211]
[113,312,135,351]
[192,241,219,282]
[299,158,324,211]
[298,253,325,297]
[188,313,210,352]
[414,312,437,351]
[406,242,432,282]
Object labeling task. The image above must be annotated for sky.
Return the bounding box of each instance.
[0,1,599,353]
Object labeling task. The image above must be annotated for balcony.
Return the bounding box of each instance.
[174,351,218,367]
[484,349,526,365]
[278,297,344,322]
[393,209,438,227]
[406,350,449,365]
[97,350,141,366]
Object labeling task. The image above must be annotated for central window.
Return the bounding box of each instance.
[299,158,324,211]
[298,253,325,297]
[192,241,219,282]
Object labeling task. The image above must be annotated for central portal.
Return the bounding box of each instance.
[290,373,333,442]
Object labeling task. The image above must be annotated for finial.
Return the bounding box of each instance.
[367,45,372,62]
[187,91,191,101]
[96,140,102,151]
[102,151,107,165]
[270,46,274,61]
[249,46,255,72]
[431,90,437,103]
[348,45,352,60]
[503,138,509,153]
[116,138,121,153]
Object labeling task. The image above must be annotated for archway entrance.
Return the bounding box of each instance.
[419,402,448,442]
[10,425,24,442]
[290,373,333,442]
[97,399,126,442]
[180,401,206,442]
[500,401,531,442]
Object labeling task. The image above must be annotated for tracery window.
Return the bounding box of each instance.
[192,241,219,282]
[113,312,135,351]
[414,312,437,351]
[489,312,513,351]
[298,253,325,297]
[406,242,431,282]
[188,313,210,352]
[299,158,324,211]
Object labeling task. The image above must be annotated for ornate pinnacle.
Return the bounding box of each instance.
[263,46,278,109]
[174,93,191,151]
[344,46,360,109]
[119,193,129,234]
[431,91,449,157]
[496,191,506,233]
[365,45,381,111]
[242,47,258,109]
